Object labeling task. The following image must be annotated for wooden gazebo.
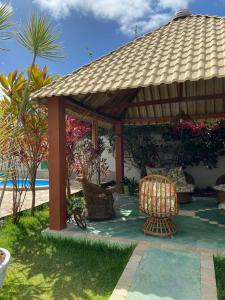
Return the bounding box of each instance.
[31,10,225,230]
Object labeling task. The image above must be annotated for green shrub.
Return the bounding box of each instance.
[18,216,42,236]
[35,209,49,227]
[214,256,225,300]
[67,194,86,218]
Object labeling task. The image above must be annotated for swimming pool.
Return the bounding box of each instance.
[0,179,49,191]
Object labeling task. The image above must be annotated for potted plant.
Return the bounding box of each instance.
[0,248,10,288]
[67,194,86,219]
[72,196,86,215]
[128,178,137,196]
[123,177,130,195]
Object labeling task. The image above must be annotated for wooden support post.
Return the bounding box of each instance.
[115,122,124,193]
[92,120,98,149]
[48,97,67,230]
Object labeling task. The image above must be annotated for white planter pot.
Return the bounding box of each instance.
[0,248,10,288]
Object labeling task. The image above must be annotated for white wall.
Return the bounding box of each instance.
[186,156,225,188]
[101,138,225,188]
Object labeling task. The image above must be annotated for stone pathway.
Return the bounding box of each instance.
[126,248,201,300]
[110,241,217,300]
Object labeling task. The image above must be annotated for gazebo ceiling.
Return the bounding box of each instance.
[31,11,225,125]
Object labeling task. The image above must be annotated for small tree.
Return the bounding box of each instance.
[65,115,91,195]
[0,66,53,214]
[73,138,109,183]
[10,158,29,223]
[17,107,48,214]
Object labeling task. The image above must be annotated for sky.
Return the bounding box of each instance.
[1,0,225,78]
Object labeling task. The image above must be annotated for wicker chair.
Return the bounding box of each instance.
[177,171,195,204]
[139,175,179,237]
[214,175,225,204]
[77,177,115,220]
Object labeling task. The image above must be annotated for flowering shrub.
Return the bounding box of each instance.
[163,120,225,168]
[66,116,110,193]
[106,120,225,176]
[73,138,110,183]
[175,121,205,133]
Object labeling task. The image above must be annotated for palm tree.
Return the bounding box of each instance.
[15,14,63,111]
[0,14,63,210]
[0,2,13,50]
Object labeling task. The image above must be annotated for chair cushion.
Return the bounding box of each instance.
[146,167,167,176]
[213,184,225,192]
[176,184,194,193]
[167,167,187,186]
[140,181,177,216]
[146,167,187,186]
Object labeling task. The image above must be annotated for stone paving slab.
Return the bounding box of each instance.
[0,190,49,218]
[0,182,81,218]
[126,248,201,300]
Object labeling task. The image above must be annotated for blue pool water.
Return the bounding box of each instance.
[0,179,49,188]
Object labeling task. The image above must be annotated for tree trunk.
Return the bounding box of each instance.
[30,168,37,215]
[31,184,36,215]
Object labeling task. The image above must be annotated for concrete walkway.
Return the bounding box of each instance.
[110,241,217,300]
[126,248,200,300]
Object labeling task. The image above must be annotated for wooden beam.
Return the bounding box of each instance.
[115,122,124,193]
[65,96,119,124]
[125,93,225,108]
[97,88,139,117]
[48,96,67,230]
[124,113,225,125]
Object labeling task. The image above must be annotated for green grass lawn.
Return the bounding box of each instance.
[215,256,225,300]
[0,209,134,300]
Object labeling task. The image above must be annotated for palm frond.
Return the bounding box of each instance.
[0,2,13,41]
[16,14,63,61]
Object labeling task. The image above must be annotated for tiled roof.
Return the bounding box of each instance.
[31,13,225,100]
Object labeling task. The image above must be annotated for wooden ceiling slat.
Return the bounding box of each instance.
[124,112,225,125]
[126,93,225,108]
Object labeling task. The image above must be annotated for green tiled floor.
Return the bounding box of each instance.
[180,197,217,211]
[196,208,225,225]
[126,248,200,300]
[87,216,225,250]
[84,195,225,251]
[114,195,218,218]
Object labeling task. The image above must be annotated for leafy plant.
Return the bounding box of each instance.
[0,65,53,214]
[16,14,63,61]
[122,177,137,196]
[67,194,86,218]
